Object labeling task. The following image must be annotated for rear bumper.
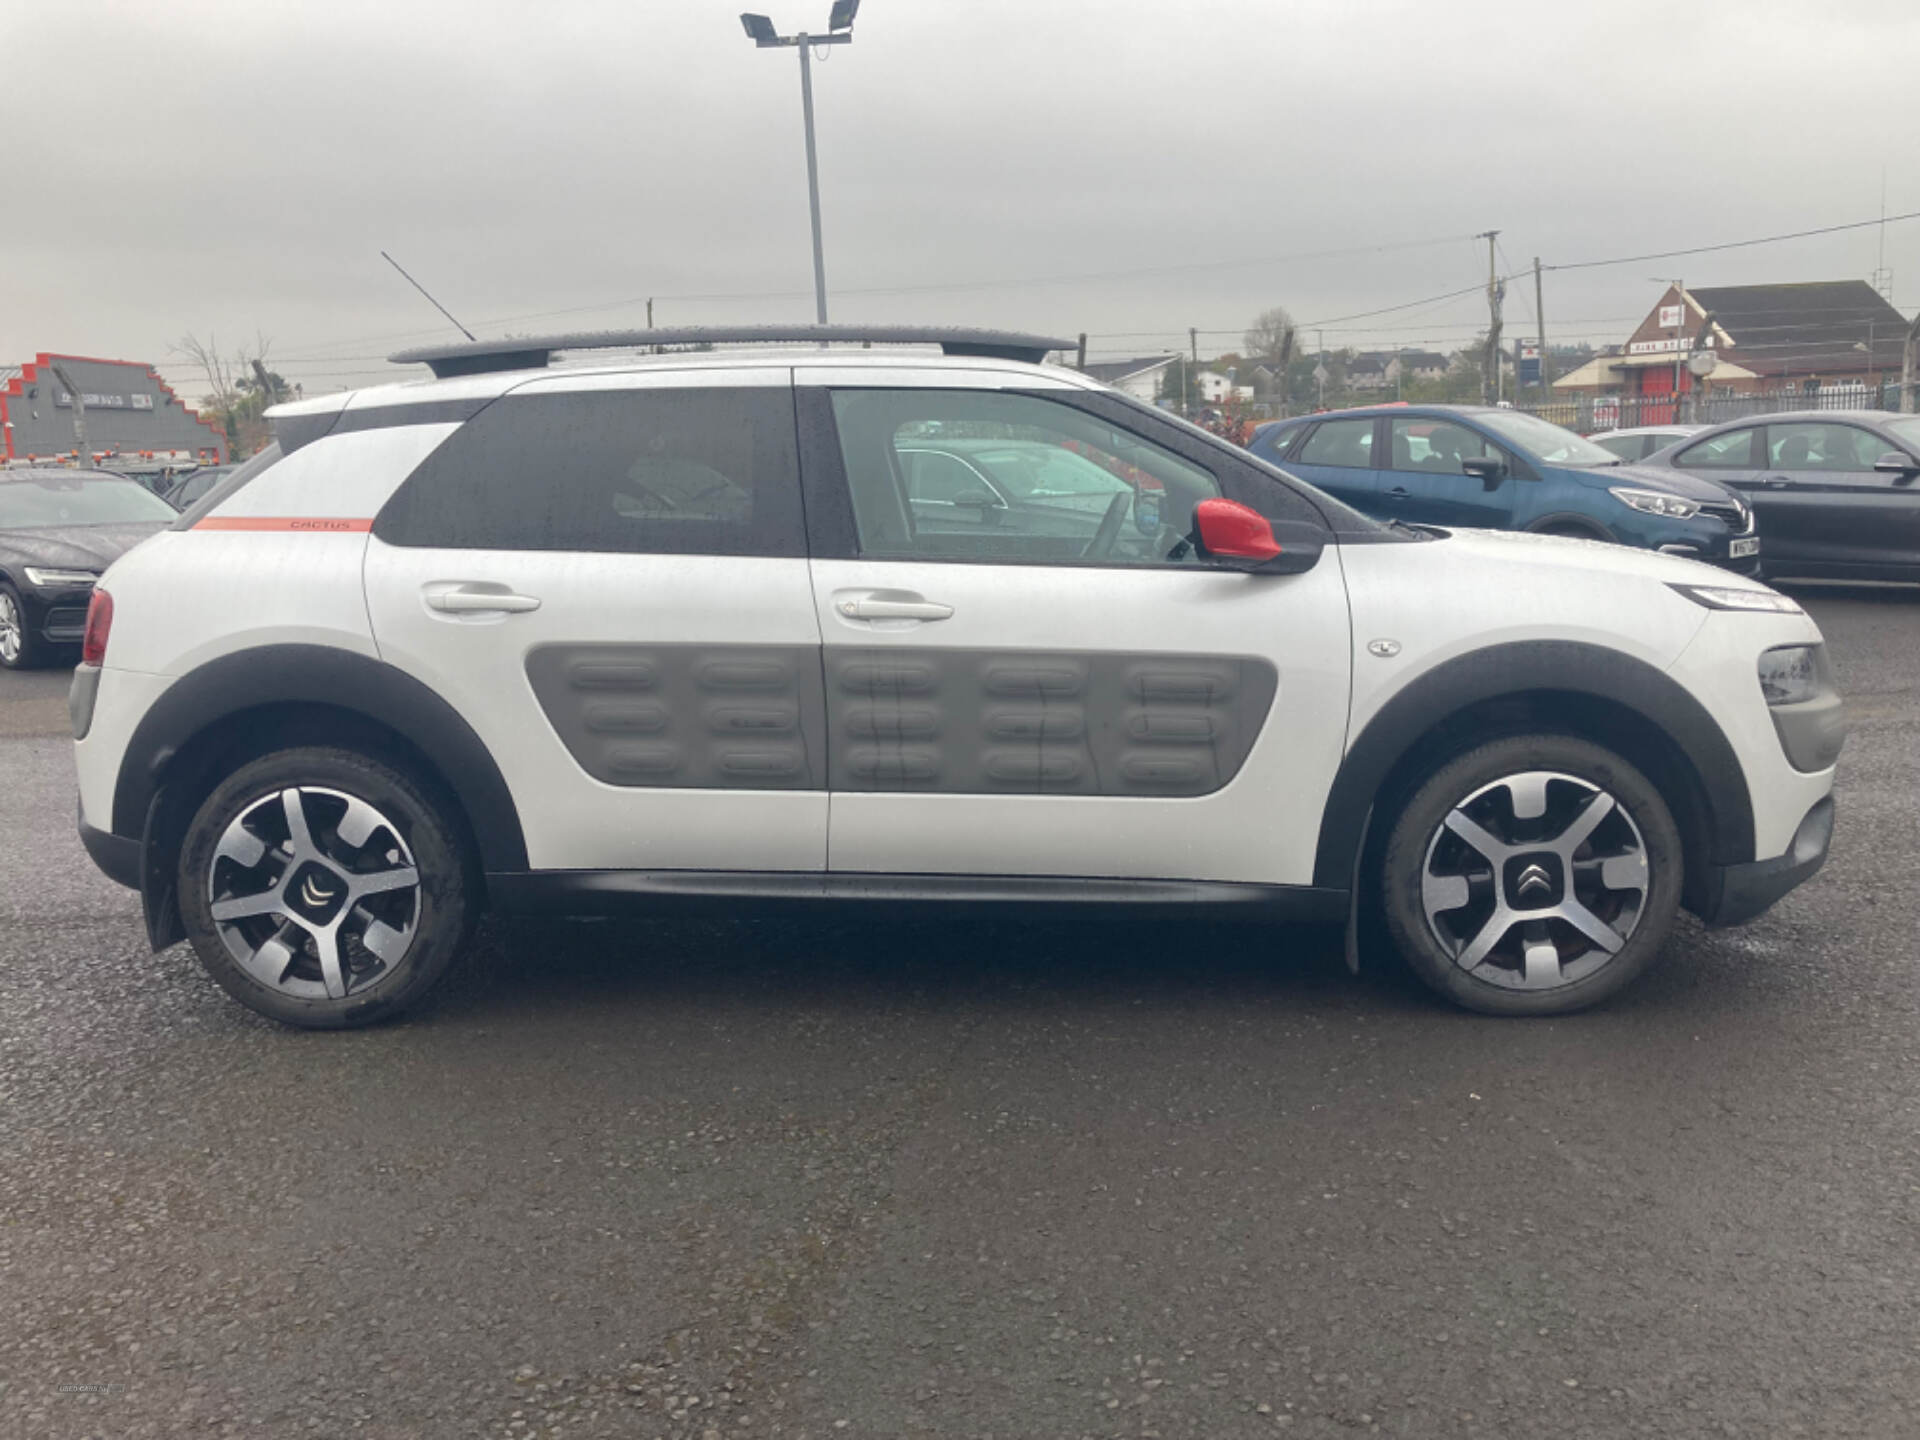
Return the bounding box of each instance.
[1696,795,1833,927]
[78,806,142,891]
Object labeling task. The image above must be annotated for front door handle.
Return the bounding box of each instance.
[425,584,542,614]
[1385,485,1411,499]
[833,590,953,622]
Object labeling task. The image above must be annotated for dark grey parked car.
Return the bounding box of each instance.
[1640,410,1920,582]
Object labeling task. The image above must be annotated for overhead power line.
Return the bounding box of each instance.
[1545,210,1920,272]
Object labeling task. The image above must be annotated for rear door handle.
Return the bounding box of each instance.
[425,583,542,614]
[833,591,953,622]
[1385,486,1411,499]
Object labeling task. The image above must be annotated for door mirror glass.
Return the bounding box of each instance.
[1460,455,1506,488]
[1193,498,1322,575]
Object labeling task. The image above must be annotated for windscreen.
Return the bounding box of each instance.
[1476,410,1622,466]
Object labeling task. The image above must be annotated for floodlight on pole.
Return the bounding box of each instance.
[739,6,860,325]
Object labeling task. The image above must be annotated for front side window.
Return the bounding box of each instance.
[1766,423,1885,472]
[1296,418,1376,468]
[1386,417,1495,474]
[829,389,1221,567]
[0,475,177,529]
[1674,428,1758,469]
[375,387,803,555]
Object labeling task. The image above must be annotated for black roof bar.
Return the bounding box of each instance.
[390,326,1076,379]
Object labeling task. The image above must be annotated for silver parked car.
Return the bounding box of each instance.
[1589,425,1704,463]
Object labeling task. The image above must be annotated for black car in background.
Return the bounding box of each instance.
[0,469,176,669]
[1638,410,1920,582]
[163,464,233,509]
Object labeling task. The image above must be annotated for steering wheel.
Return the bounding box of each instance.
[1080,490,1134,559]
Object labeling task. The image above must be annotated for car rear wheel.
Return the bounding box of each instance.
[177,747,474,1028]
[1380,735,1682,1016]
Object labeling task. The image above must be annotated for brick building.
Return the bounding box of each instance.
[0,352,225,463]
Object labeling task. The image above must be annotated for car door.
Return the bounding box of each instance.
[1754,421,1920,576]
[1379,415,1516,529]
[796,369,1352,887]
[361,366,829,874]
[1282,416,1384,512]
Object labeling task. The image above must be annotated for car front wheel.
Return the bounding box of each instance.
[0,582,51,670]
[1380,735,1682,1016]
[177,747,474,1028]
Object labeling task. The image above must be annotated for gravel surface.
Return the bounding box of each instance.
[2,587,1916,1439]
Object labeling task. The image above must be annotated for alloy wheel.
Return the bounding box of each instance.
[1419,769,1651,991]
[0,591,21,665]
[207,786,421,1001]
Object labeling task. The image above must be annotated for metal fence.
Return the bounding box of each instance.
[1508,381,1906,434]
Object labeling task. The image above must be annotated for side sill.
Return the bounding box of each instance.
[489,870,1350,923]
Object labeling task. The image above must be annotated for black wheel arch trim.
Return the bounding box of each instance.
[1311,639,1755,889]
[109,643,529,874]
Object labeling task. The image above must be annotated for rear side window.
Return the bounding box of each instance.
[375,388,804,556]
[1674,428,1757,469]
[1297,418,1376,468]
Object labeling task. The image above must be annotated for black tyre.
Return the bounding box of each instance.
[1380,735,1682,1016]
[0,582,53,670]
[178,746,474,1028]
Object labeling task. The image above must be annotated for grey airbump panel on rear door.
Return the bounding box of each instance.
[826,649,1278,796]
[526,644,827,789]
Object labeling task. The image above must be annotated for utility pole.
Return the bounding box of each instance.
[1075,333,1087,370]
[1189,327,1200,414]
[1533,257,1551,394]
[1903,310,1920,414]
[47,362,87,464]
[1478,231,1501,406]
[1670,280,1684,405]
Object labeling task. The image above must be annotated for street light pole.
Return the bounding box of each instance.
[796,36,828,324]
[742,4,859,326]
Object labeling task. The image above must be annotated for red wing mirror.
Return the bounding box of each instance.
[1194,498,1283,561]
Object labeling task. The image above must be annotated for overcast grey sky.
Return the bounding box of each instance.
[4,0,1917,400]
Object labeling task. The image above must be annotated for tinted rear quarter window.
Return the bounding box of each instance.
[375,387,804,556]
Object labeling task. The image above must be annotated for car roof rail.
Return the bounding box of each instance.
[390,326,1077,378]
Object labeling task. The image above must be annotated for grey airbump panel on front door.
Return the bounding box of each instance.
[526,644,827,789]
[826,649,1278,796]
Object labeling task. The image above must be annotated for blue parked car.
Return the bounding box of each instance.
[1248,404,1761,573]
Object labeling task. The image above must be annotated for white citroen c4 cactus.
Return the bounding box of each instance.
[68,327,1843,1027]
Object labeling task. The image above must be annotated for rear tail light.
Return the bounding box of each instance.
[81,588,114,666]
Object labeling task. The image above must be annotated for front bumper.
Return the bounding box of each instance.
[1695,796,1834,927]
[24,582,96,645]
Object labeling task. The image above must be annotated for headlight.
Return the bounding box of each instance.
[1757,645,1823,706]
[1669,583,1803,614]
[22,567,100,587]
[1610,487,1699,519]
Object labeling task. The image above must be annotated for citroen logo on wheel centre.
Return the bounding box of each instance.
[1514,863,1554,901]
[299,874,336,908]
